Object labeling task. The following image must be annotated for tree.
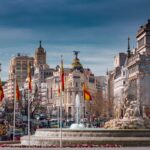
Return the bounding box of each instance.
[86,90,105,120]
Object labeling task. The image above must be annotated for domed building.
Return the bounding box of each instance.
[46,51,105,122]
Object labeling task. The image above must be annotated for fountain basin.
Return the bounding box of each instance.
[70,123,85,129]
[21,128,150,146]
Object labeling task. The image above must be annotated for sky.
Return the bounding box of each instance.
[0,0,150,81]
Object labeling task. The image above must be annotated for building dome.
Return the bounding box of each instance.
[72,51,83,72]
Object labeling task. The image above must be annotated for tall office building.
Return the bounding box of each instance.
[5,53,34,101]
[32,41,54,105]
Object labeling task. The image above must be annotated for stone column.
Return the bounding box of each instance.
[71,91,76,120]
[137,76,140,104]
[136,74,143,117]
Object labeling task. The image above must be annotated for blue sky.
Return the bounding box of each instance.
[0,0,150,80]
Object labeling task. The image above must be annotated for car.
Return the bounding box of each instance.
[7,129,24,140]
[49,119,59,128]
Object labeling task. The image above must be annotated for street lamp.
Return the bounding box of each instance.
[36,115,40,129]
[0,63,1,73]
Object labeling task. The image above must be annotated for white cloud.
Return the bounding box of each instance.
[0,27,34,40]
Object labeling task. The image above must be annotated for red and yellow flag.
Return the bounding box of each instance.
[16,79,20,101]
[61,56,64,91]
[0,79,4,102]
[28,64,32,92]
[83,83,92,101]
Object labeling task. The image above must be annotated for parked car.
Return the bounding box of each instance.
[49,119,66,128]
[7,129,24,140]
[49,119,59,128]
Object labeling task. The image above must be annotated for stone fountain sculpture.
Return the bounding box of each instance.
[105,77,150,129]
[122,98,145,129]
[104,86,150,129]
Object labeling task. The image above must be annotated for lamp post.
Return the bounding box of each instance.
[0,63,1,74]
[28,64,33,146]
[36,115,40,129]
[13,72,16,141]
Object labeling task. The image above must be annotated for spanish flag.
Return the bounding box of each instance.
[83,83,92,101]
[61,56,64,91]
[16,79,20,101]
[0,79,4,102]
[28,64,32,92]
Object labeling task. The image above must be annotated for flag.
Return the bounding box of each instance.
[61,56,64,91]
[28,64,32,92]
[16,79,20,101]
[83,83,92,101]
[0,79,4,102]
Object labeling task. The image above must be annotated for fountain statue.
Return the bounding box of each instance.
[104,78,150,130]
[104,97,148,129]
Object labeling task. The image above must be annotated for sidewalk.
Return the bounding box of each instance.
[0,147,150,150]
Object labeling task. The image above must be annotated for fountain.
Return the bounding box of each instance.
[21,95,150,147]
[70,94,85,129]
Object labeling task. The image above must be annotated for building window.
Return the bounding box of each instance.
[138,37,144,48]
[146,36,150,44]
[123,71,125,76]
[76,82,78,87]
[70,91,72,96]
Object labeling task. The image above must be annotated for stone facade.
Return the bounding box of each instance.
[107,20,150,119]
[106,70,115,117]
[46,53,105,121]
[4,53,34,101]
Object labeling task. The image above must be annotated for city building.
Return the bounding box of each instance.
[46,51,106,121]
[4,53,34,101]
[34,41,46,67]
[126,19,150,118]
[107,19,150,119]
[23,41,54,105]
[105,70,115,117]
[33,41,54,104]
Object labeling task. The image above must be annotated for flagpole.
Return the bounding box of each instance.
[60,91,63,148]
[27,64,32,147]
[59,55,64,148]
[13,75,16,141]
[28,89,30,146]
